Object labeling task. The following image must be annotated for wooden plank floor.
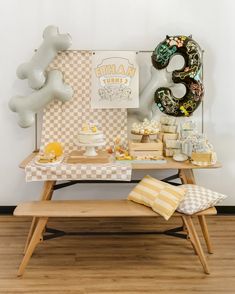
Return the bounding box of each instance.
[0,215,234,293]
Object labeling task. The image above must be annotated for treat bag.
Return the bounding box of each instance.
[182,141,193,156]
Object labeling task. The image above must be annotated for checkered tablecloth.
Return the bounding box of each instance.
[25,50,131,182]
[25,158,132,182]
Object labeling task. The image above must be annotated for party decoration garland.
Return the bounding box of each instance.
[152,35,204,117]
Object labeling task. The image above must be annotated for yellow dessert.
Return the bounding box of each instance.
[91,126,97,133]
[44,142,63,157]
[82,124,89,132]
[38,152,57,163]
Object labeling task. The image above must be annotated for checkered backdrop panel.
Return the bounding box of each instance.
[40,50,128,153]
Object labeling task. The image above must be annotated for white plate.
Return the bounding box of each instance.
[34,155,64,166]
[191,160,216,167]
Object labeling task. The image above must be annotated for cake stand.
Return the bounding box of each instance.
[75,141,106,157]
[131,130,159,143]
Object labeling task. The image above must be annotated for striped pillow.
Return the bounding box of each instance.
[128,175,185,220]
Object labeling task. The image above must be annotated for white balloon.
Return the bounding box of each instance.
[129,66,172,121]
[16,25,72,89]
[166,54,185,72]
[9,70,73,128]
[129,54,188,121]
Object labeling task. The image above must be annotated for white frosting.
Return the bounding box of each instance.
[77,132,104,144]
[79,130,102,135]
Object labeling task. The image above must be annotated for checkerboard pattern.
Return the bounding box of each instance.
[177,184,227,215]
[25,50,131,182]
[25,159,132,182]
[40,51,128,152]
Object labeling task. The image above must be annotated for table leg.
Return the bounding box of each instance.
[179,169,195,185]
[179,169,213,254]
[18,217,48,276]
[181,216,197,255]
[198,215,213,254]
[182,215,210,274]
[23,181,55,254]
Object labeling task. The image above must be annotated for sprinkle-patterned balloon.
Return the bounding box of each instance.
[152,35,204,117]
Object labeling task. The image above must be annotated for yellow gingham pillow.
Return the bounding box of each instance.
[128,175,185,220]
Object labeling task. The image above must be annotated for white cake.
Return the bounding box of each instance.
[77,130,105,144]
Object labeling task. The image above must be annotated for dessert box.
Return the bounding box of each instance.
[191,152,212,163]
[129,140,163,158]
[161,125,177,133]
[158,132,178,142]
[129,140,163,151]
[164,148,181,157]
[160,116,176,126]
[165,139,181,149]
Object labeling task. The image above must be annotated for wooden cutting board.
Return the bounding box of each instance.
[66,150,112,164]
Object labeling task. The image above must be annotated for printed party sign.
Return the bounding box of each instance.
[91,51,139,108]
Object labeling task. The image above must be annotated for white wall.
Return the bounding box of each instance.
[0,0,234,205]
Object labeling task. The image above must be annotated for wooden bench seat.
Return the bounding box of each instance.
[14,200,217,218]
[14,200,216,276]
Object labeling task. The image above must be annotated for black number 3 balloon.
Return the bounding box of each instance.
[152,35,204,117]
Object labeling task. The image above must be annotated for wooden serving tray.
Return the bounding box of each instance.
[130,150,163,157]
[129,140,163,151]
[66,150,112,164]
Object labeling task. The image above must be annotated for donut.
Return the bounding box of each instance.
[152,35,204,117]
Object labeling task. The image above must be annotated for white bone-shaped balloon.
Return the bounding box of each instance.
[16,25,72,89]
[9,70,73,128]
[129,66,172,121]
[129,55,185,121]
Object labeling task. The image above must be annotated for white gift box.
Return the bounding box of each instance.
[161,124,177,133]
[165,139,181,149]
[180,130,195,139]
[181,121,196,131]
[158,132,178,142]
[182,141,193,156]
[164,148,181,157]
[160,116,176,126]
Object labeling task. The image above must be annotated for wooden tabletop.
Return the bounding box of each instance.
[19,152,221,170]
[131,158,221,170]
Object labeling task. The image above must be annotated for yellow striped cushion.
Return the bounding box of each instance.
[128,175,185,220]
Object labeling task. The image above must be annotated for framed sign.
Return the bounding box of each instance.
[91,51,139,109]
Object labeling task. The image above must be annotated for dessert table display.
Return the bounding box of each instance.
[9,26,223,275]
